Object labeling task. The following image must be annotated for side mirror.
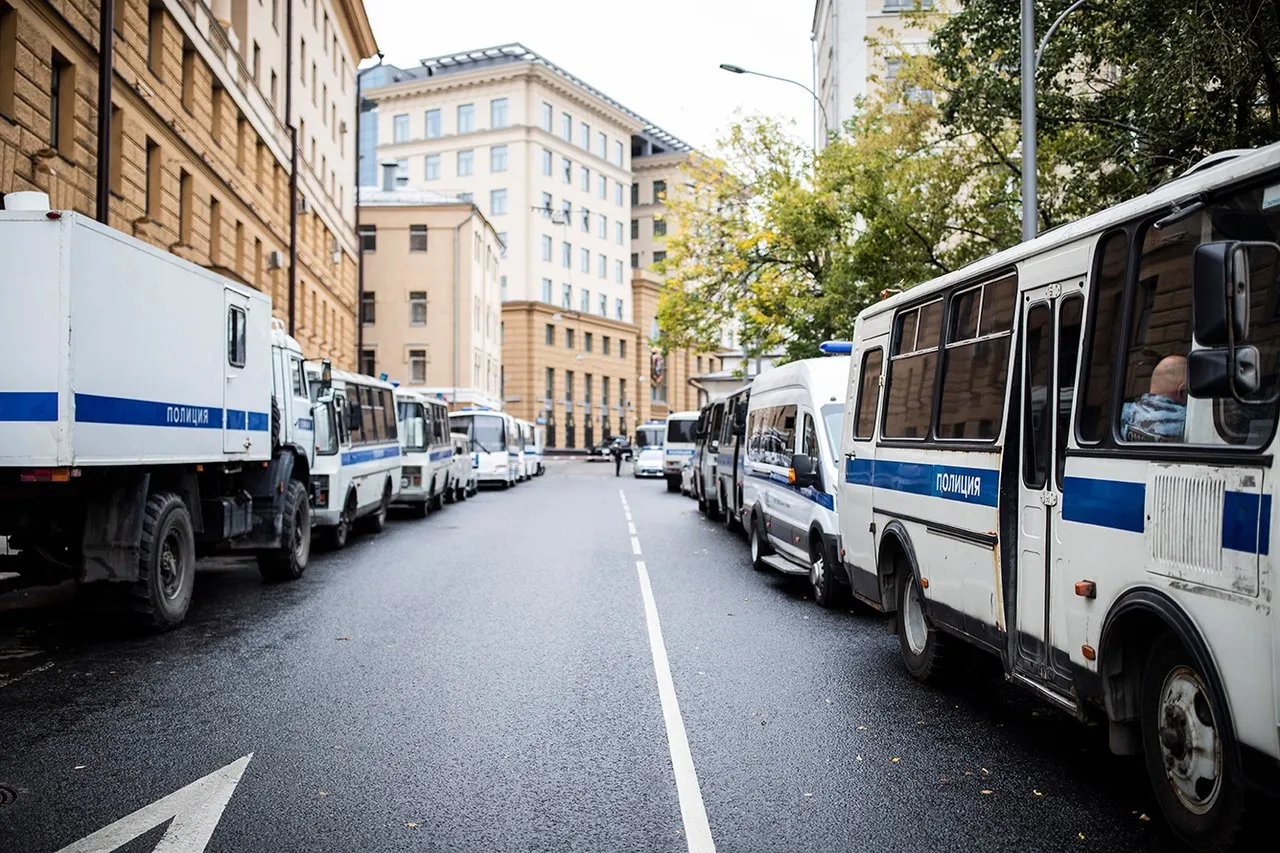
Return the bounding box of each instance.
[1193,242,1251,346]
[1188,346,1260,399]
[789,453,819,489]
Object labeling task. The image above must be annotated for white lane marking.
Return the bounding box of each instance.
[628,521,637,535]
[0,660,54,690]
[631,536,642,555]
[634,558,716,852]
[56,754,253,853]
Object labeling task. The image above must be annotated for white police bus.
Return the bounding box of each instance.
[393,389,452,517]
[662,411,699,492]
[836,143,1280,849]
[449,409,518,488]
[307,366,401,548]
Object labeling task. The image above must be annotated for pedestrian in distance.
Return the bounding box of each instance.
[610,438,624,477]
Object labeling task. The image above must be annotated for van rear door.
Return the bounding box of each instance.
[223,289,252,454]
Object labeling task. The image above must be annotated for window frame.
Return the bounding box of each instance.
[933,273,1017,444]
[853,347,883,440]
[227,305,247,367]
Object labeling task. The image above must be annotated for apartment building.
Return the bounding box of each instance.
[362,44,714,449]
[0,0,376,365]
[630,145,686,273]
[811,0,952,147]
[357,165,503,409]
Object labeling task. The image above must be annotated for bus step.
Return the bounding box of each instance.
[1008,670,1083,719]
[759,553,808,577]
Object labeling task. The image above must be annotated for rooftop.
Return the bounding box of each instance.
[363,43,695,156]
[357,185,470,207]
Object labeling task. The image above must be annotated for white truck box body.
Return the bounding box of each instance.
[0,211,272,469]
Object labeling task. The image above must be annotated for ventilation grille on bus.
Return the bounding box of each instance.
[1149,474,1225,577]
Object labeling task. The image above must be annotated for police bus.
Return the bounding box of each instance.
[834,143,1280,849]
[393,389,453,516]
[449,408,518,488]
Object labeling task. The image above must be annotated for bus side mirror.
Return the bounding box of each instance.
[789,453,819,489]
[1188,346,1260,398]
[1193,241,1254,346]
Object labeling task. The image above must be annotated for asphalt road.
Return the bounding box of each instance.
[0,460,1188,852]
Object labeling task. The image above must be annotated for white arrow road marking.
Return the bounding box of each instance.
[55,754,252,853]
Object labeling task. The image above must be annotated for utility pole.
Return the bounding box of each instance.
[1020,0,1036,242]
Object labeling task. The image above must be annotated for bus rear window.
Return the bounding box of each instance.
[666,420,696,444]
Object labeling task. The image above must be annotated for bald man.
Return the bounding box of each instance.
[1121,354,1189,442]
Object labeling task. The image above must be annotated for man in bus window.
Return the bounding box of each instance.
[1121,354,1188,442]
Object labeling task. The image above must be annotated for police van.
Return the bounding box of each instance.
[662,411,699,492]
[307,366,402,547]
[450,409,518,488]
[0,194,314,629]
[524,420,546,476]
[693,400,726,518]
[448,431,476,501]
[715,385,751,533]
[837,143,1280,848]
[741,356,850,606]
[393,389,452,517]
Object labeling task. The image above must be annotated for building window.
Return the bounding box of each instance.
[595,175,604,200]
[49,53,74,156]
[653,180,667,202]
[540,192,553,216]
[490,97,509,128]
[579,121,590,149]
[541,235,553,261]
[616,299,624,322]
[580,288,590,312]
[540,101,553,132]
[580,247,590,273]
[631,219,639,239]
[178,169,193,243]
[540,148,553,176]
[491,145,509,172]
[585,332,593,353]
[615,260,623,283]
[360,348,376,376]
[181,43,196,113]
[615,182,623,206]
[359,223,376,252]
[457,149,474,176]
[614,140,624,167]
[396,158,408,185]
[562,284,572,308]
[409,224,428,252]
[630,182,640,206]
[500,274,508,300]
[562,157,572,184]
[490,188,508,216]
[566,328,575,349]
[561,112,572,141]
[497,233,508,258]
[562,241,572,268]
[620,338,627,359]
[630,252,639,268]
[597,214,607,239]
[457,192,473,203]
[615,221,623,244]
[408,291,428,326]
[425,108,441,138]
[457,103,475,133]
[597,254,607,278]
[425,154,440,181]
[407,350,427,384]
[0,2,16,117]
[597,131,607,159]
[148,6,166,79]
[393,113,409,142]
[545,324,555,345]
[145,138,161,217]
[602,336,611,356]
[542,278,553,303]
[599,294,607,316]
[653,251,666,265]
[580,165,590,192]
[653,215,667,237]
[360,292,376,325]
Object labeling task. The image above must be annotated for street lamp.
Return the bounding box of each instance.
[719,63,830,149]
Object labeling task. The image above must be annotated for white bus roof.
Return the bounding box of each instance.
[861,141,1280,322]
[749,356,850,404]
[667,410,700,421]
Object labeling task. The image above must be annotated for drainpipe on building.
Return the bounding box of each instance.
[284,0,299,335]
[94,0,115,224]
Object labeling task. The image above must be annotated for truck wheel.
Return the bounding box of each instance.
[1140,635,1248,853]
[258,480,310,582]
[128,492,195,631]
[897,570,949,683]
[809,534,839,608]
[361,482,391,533]
[328,493,355,549]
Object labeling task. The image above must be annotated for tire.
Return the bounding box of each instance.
[457,482,469,502]
[1140,636,1248,853]
[327,493,354,549]
[896,570,949,683]
[809,535,839,608]
[361,482,391,533]
[706,489,723,522]
[441,477,455,506]
[410,499,429,519]
[749,512,770,572]
[722,487,740,533]
[666,475,680,493]
[257,480,311,582]
[128,492,196,631]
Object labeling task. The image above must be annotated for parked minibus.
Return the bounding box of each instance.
[393,389,453,517]
[740,357,849,605]
[307,366,402,548]
[715,386,751,533]
[449,409,518,488]
[662,411,699,492]
[693,400,726,518]
[525,421,546,476]
[836,142,1280,849]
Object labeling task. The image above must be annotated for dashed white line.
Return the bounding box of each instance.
[631,536,642,555]
[628,521,637,535]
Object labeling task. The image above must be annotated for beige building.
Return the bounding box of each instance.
[630,149,687,272]
[0,0,375,366]
[356,168,504,409]
[811,0,952,147]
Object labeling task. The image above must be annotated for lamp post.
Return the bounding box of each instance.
[719,63,830,150]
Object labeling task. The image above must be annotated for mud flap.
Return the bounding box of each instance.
[81,472,151,583]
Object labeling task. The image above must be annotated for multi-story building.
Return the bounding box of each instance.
[0,0,376,365]
[362,44,713,449]
[356,164,504,408]
[811,0,952,147]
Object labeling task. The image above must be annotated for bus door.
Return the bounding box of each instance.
[1014,279,1084,691]
[840,336,886,602]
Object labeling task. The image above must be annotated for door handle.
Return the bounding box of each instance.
[844,451,856,459]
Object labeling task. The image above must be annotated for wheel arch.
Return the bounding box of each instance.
[876,520,920,615]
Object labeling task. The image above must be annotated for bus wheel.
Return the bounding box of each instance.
[809,535,838,609]
[128,493,195,631]
[896,571,948,683]
[328,493,355,549]
[1141,636,1246,853]
[749,512,770,572]
[258,480,310,582]
[721,487,739,533]
[362,482,391,533]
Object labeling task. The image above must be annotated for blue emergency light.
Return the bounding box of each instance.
[819,340,854,354]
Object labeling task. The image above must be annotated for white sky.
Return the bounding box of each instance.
[361,0,819,153]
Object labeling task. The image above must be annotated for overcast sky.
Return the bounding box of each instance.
[362,0,818,153]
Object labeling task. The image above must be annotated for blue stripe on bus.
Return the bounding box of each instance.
[341,443,401,466]
[665,448,696,456]
[1061,476,1146,533]
[72,394,271,432]
[747,470,834,510]
[844,458,998,507]
[1221,492,1271,556]
[429,449,454,462]
[246,411,270,432]
[0,391,58,422]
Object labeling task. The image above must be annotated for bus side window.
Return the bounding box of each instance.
[1078,231,1128,444]
[1056,296,1084,487]
[854,349,883,439]
[382,390,397,440]
[1023,303,1053,488]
